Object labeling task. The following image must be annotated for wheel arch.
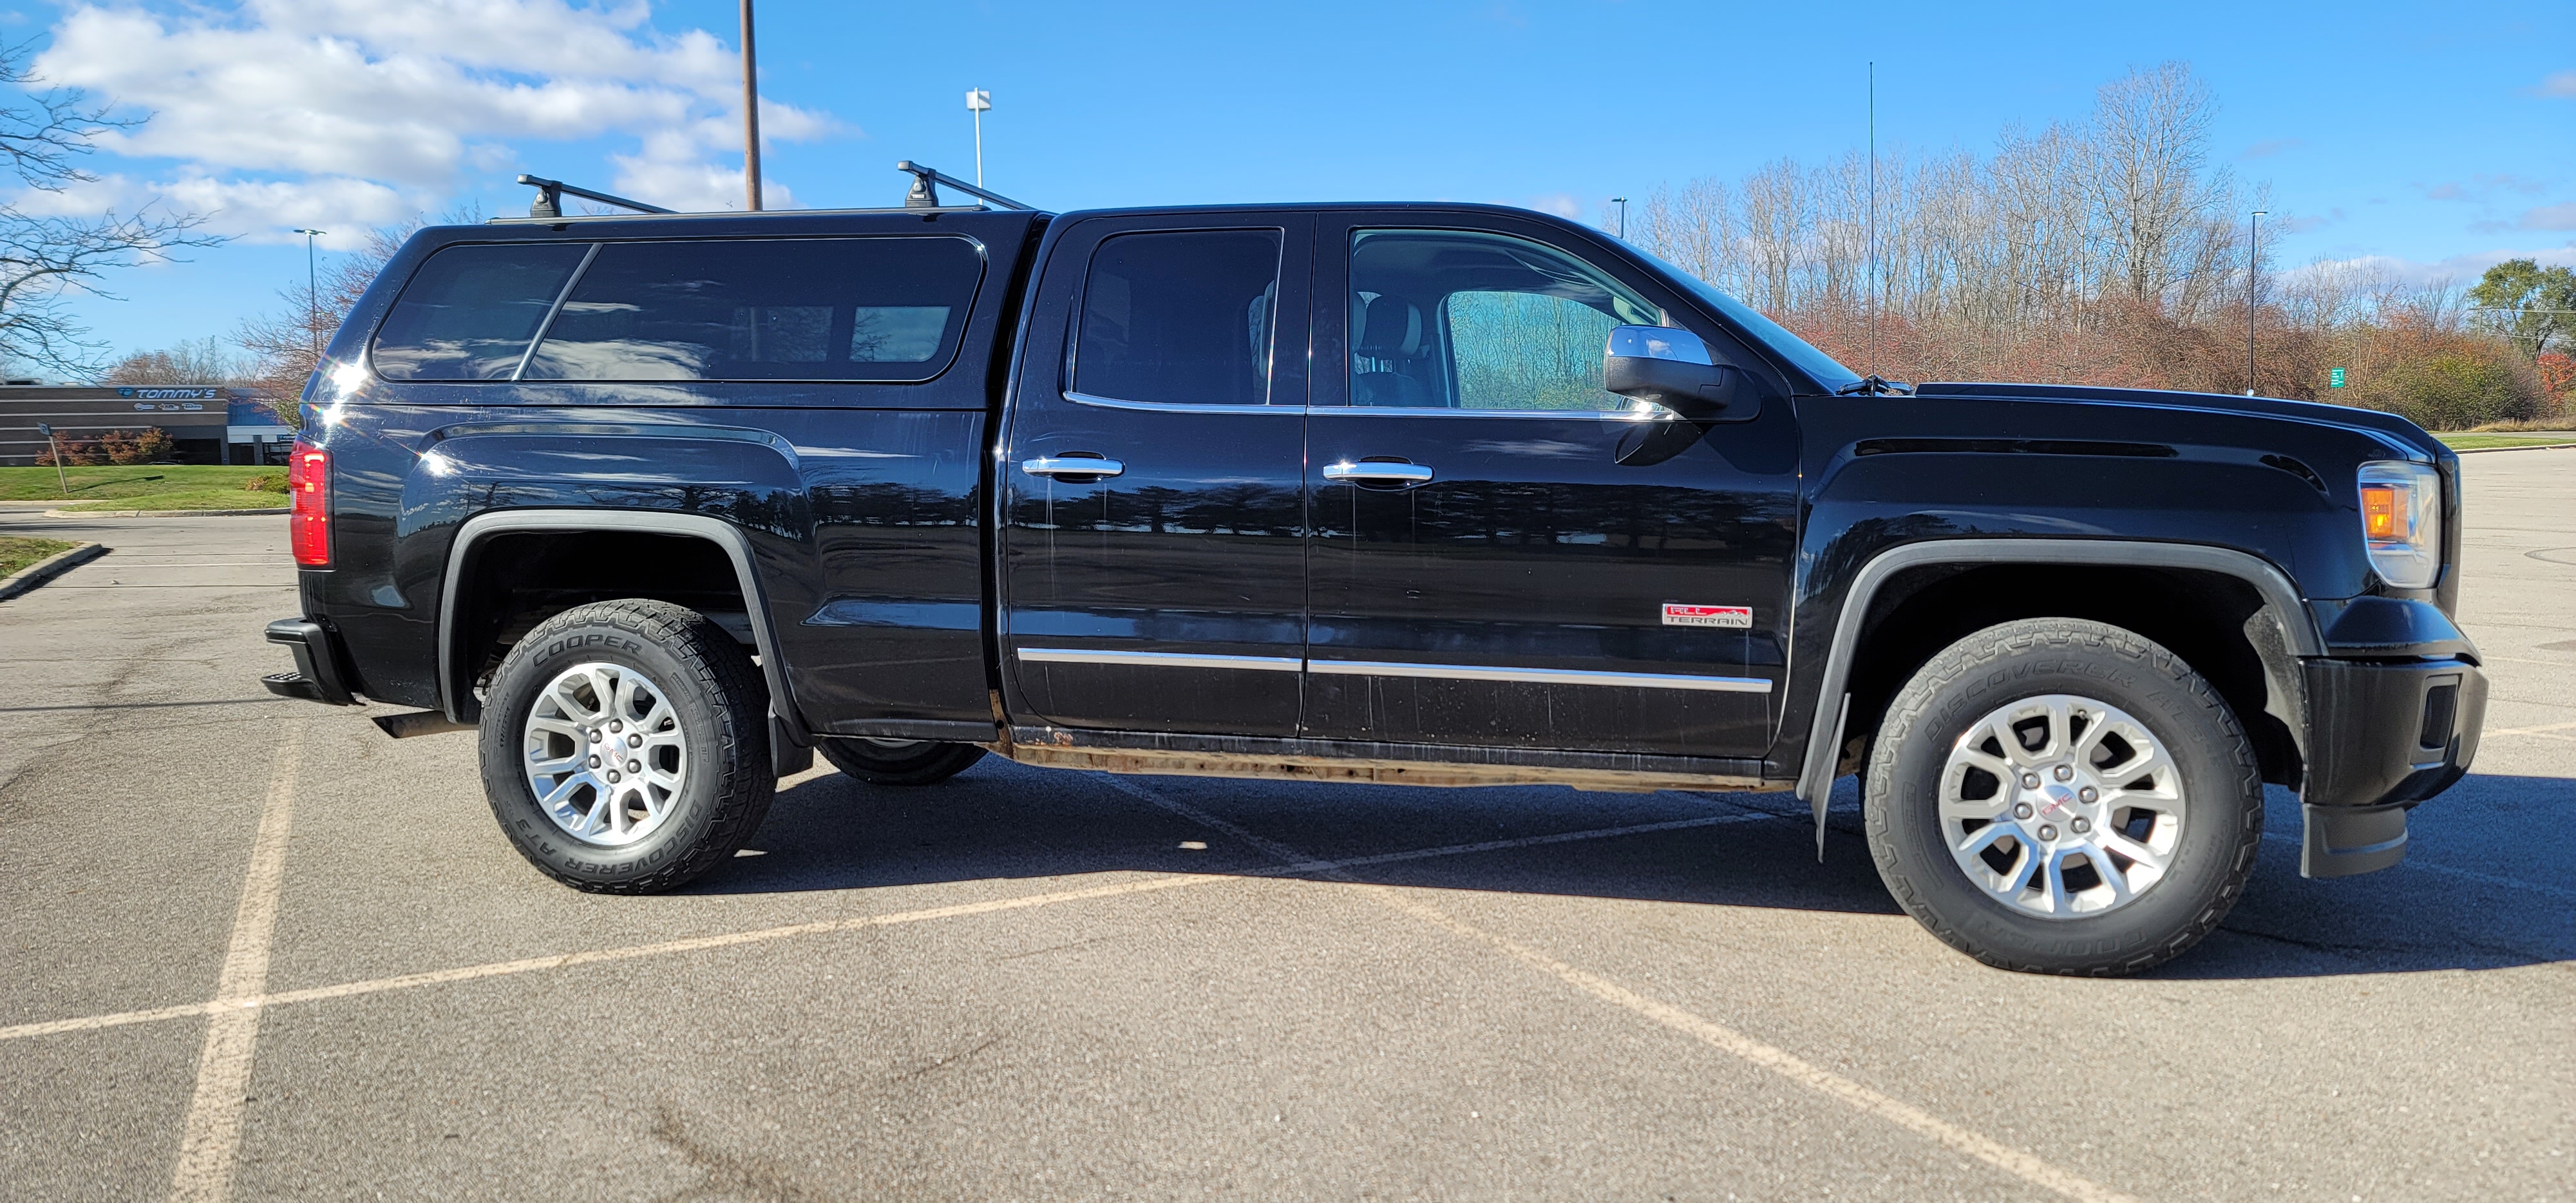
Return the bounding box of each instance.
[1793,540,2322,840]
[438,509,808,740]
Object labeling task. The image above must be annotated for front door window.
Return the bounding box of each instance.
[1349,229,1661,412]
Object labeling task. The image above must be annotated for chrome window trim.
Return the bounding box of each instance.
[1318,405,1656,421]
[1311,658,1773,694]
[1063,391,1300,416]
[1018,647,1303,672]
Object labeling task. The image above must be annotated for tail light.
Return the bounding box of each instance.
[289,441,330,566]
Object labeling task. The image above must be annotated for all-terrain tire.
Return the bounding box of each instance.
[1864,618,2263,976]
[477,599,775,894]
[816,738,987,786]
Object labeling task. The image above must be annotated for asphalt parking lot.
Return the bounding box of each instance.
[2,451,2570,1203]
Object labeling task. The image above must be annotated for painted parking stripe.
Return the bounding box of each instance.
[168,726,303,1203]
[1097,777,2143,1203]
[0,811,1780,1046]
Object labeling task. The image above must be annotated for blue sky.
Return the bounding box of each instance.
[6,0,2571,370]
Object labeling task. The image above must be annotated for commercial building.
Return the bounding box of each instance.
[0,384,294,467]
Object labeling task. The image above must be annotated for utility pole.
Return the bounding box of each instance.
[1611,197,1627,239]
[967,90,992,187]
[2246,209,2266,395]
[292,228,326,363]
[741,0,762,211]
[1868,61,1877,375]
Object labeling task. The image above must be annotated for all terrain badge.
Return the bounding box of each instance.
[1662,603,1752,629]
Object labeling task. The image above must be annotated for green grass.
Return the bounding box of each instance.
[0,464,290,509]
[0,535,77,578]
[2436,433,2576,451]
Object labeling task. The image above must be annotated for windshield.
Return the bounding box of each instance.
[1627,245,1862,392]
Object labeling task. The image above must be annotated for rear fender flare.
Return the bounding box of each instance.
[437,509,808,741]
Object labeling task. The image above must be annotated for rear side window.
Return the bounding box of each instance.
[1074,229,1282,406]
[371,243,589,380]
[522,237,982,382]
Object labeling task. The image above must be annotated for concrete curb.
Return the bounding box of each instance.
[0,541,107,601]
[42,506,290,518]
[2450,442,2576,455]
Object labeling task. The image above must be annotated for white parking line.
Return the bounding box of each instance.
[2483,719,2576,741]
[168,726,303,1203]
[0,811,1781,1046]
[1097,777,2143,1203]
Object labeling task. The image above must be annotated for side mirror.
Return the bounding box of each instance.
[1602,325,1754,422]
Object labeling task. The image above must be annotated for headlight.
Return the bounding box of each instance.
[2356,460,2441,589]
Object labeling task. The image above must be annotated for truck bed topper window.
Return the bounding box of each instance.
[371,236,986,384]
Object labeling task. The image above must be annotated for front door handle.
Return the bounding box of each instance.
[1021,456,1125,480]
[1321,461,1434,486]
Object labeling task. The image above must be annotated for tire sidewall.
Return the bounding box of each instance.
[1868,626,2259,971]
[479,618,737,887]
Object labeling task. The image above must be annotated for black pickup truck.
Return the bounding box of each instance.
[262,167,2486,976]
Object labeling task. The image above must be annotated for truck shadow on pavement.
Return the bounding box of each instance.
[696,759,2574,980]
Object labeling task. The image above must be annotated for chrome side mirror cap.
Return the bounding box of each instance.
[1604,325,1751,424]
[1605,325,1714,366]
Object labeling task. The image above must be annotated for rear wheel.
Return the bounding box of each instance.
[817,737,987,786]
[1864,618,2262,976]
[477,599,774,894]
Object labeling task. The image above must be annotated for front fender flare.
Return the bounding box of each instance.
[1791,538,2322,850]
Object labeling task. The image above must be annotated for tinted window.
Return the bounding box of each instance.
[1075,230,1282,406]
[1349,229,1660,410]
[524,237,982,382]
[372,243,589,381]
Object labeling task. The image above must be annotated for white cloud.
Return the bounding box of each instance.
[2518,202,2576,231]
[2289,244,2576,289]
[2539,71,2576,98]
[26,0,840,242]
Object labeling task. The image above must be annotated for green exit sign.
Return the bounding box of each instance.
[2330,368,2347,388]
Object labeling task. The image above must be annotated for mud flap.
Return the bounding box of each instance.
[771,707,811,778]
[1803,694,1851,860]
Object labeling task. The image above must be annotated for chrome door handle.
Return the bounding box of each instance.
[1021,456,1124,479]
[1322,461,1434,485]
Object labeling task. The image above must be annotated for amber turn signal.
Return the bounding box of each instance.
[2360,484,2400,540]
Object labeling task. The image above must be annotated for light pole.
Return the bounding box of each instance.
[292,228,326,365]
[2245,209,2266,396]
[966,89,992,187]
[1611,196,1627,239]
[741,0,762,210]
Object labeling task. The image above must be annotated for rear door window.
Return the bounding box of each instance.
[522,237,983,382]
[370,243,591,381]
[1074,229,1283,406]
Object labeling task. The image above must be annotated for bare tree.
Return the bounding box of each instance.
[102,335,251,384]
[0,43,221,376]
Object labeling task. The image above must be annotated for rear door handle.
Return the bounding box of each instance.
[1021,456,1125,479]
[1321,461,1434,485]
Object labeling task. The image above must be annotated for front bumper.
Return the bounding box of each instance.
[262,618,358,706]
[2297,655,2485,877]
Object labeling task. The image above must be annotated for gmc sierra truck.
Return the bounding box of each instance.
[260,166,2486,976]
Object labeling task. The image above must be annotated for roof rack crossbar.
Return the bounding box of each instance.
[895,161,1034,212]
[516,174,674,219]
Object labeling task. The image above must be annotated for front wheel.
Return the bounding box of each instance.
[816,737,987,786]
[1864,618,2263,976]
[477,599,775,894]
